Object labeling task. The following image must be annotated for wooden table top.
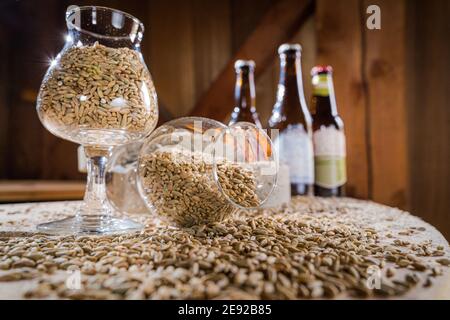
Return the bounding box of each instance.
[0,197,449,300]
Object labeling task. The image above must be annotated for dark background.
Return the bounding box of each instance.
[0,0,449,238]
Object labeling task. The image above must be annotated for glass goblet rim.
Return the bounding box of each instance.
[66,5,145,42]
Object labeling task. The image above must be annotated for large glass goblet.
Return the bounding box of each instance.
[36,6,158,234]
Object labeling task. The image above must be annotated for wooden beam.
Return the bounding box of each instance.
[316,0,370,199]
[0,180,84,202]
[191,0,232,105]
[189,0,314,121]
[364,0,409,209]
[230,0,274,52]
[148,0,196,117]
[228,0,275,124]
[149,0,233,118]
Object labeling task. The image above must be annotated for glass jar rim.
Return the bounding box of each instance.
[65,5,145,41]
[212,121,277,210]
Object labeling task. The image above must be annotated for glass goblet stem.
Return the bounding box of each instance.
[79,146,113,217]
[36,144,143,234]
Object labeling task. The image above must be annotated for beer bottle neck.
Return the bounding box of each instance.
[235,70,255,111]
[312,73,338,116]
[275,55,309,115]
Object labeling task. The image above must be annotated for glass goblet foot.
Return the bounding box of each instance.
[36,146,143,235]
[36,214,143,235]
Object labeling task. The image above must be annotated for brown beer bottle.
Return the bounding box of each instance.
[229,60,262,128]
[310,65,347,197]
[268,44,314,196]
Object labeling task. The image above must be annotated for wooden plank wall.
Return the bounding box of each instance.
[316,0,370,200]
[147,0,232,117]
[316,0,409,209]
[0,0,268,180]
[364,0,409,210]
[407,0,450,239]
[0,28,9,178]
[316,0,449,239]
[1,0,313,178]
[6,0,80,180]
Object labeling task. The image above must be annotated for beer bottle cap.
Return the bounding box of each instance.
[234,60,255,72]
[311,65,333,75]
[278,43,302,55]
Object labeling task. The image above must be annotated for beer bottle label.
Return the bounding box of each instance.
[312,74,330,97]
[313,126,347,188]
[274,124,314,184]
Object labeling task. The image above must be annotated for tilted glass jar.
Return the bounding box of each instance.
[137,117,278,227]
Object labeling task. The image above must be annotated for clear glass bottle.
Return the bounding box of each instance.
[268,44,314,196]
[36,6,158,234]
